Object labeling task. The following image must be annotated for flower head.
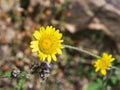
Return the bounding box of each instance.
[94,53,115,76]
[30,26,64,63]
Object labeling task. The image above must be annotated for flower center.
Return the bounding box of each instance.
[99,60,107,69]
[42,39,52,50]
[39,38,55,54]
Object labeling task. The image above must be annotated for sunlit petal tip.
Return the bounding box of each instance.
[52,27,55,31]
[94,64,97,67]
[33,31,40,40]
[113,58,115,61]
[32,48,38,52]
[103,52,108,57]
[30,45,35,48]
[110,58,115,62]
[41,58,45,62]
[52,55,57,61]
[43,55,47,61]
[30,41,37,44]
[95,67,100,72]
[109,54,112,58]
[40,27,45,32]
[58,50,62,54]
[56,30,59,34]
[60,40,64,42]
[58,34,62,39]
[47,56,51,63]
[49,25,53,28]
[101,69,106,76]
[46,26,50,30]
[61,45,64,48]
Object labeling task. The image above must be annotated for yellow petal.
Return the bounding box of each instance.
[46,26,51,32]
[108,54,112,58]
[103,53,107,57]
[33,31,40,40]
[30,44,38,48]
[30,41,38,45]
[57,34,62,39]
[60,45,64,48]
[30,41,38,50]
[52,54,57,61]
[38,51,46,61]
[95,67,100,72]
[101,69,106,75]
[110,58,115,62]
[47,55,51,63]
[55,30,59,34]
[32,48,39,52]
[51,27,55,32]
[42,56,46,61]
[59,40,64,42]
[40,27,45,32]
[58,49,62,54]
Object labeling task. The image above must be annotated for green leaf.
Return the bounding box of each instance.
[4,72,12,78]
[87,79,103,90]
[0,72,12,78]
[17,73,26,79]
[110,77,117,85]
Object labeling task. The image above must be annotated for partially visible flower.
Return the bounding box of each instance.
[30,26,64,63]
[94,53,115,76]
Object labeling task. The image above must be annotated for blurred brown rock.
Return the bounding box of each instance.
[65,0,120,41]
[0,0,19,12]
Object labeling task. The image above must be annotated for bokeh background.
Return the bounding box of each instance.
[0,0,120,90]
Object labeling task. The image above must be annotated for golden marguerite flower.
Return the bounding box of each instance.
[30,26,64,63]
[94,53,115,76]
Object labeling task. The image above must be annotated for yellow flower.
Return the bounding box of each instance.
[30,26,64,63]
[94,53,115,76]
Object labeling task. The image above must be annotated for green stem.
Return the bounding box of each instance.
[111,66,119,70]
[41,80,47,90]
[103,69,113,90]
[64,45,101,58]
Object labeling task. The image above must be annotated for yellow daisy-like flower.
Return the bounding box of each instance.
[30,26,64,63]
[94,53,115,76]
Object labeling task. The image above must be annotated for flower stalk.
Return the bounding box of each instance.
[64,44,101,58]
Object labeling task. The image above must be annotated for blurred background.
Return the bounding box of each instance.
[0,0,120,90]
